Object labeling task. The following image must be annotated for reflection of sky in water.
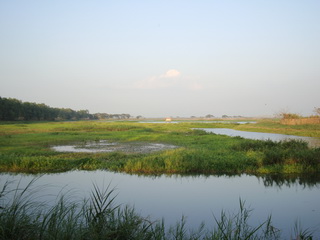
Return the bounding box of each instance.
[1,171,319,238]
[52,145,113,153]
[198,128,320,147]
[51,141,177,153]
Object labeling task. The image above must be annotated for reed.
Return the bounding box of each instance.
[0,179,316,240]
[210,200,280,239]
[280,117,320,125]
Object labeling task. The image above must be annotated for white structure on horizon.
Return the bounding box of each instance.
[165,117,172,122]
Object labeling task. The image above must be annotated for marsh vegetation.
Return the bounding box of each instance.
[0,120,319,174]
[0,119,320,238]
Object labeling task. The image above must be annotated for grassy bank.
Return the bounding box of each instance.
[0,179,314,240]
[0,120,319,174]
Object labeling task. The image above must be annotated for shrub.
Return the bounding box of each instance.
[263,148,286,165]
[280,139,308,150]
[232,139,277,151]
[293,149,320,166]
[280,113,302,119]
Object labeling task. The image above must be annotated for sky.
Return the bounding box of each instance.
[1,1,319,118]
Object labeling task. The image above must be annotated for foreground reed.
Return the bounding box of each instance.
[0,179,315,240]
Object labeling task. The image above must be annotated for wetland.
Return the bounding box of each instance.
[1,119,320,238]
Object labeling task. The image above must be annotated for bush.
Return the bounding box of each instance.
[293,149,320,166]
[280,139,308,150]
[263,148,286,165]
[232,139,277,151]
[280,113,302,119]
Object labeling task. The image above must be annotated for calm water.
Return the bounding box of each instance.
[198,128,320,147]
[1,171,319,238]
[51,140,177,153]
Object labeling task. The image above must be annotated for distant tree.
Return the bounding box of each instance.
[136,115,143,119]
[76,110,90,119]
[205,114,214,118]
[111,114,122,119]
[0,97,22,120]
[93,113,111,119]
[314,107,320,116]
[222,115,229,118]
[120,113,130,119]
[0,96,133,122]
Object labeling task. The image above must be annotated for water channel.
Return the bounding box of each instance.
[197,128,320,148]
[1,171,320,238]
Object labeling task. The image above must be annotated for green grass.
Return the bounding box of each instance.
[0,178,315,240]
[0,120,319,174]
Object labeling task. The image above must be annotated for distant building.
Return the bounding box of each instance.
[165,117,172,122]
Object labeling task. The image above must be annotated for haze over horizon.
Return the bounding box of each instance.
[1,1,319,118]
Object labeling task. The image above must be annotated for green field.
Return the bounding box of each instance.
[0,119,319,174]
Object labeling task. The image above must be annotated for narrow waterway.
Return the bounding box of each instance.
[197,128,320,147]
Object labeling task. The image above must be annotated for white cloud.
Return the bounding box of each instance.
[133,69,204,91]
[134,69,181,89]
[161,69,181,78]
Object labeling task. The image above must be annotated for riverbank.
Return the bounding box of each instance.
[0,120,319,174]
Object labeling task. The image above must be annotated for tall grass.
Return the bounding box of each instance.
[211,200,280,240]
[0,179,316,240]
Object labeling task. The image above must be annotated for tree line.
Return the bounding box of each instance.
[0,97,131,121]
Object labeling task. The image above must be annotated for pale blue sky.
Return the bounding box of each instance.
[1,1,319,117]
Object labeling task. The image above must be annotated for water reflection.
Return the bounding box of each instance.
[51,140,178,153]
[160,173,320,188]
[257,174,320,189]
[1,171,319,238]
